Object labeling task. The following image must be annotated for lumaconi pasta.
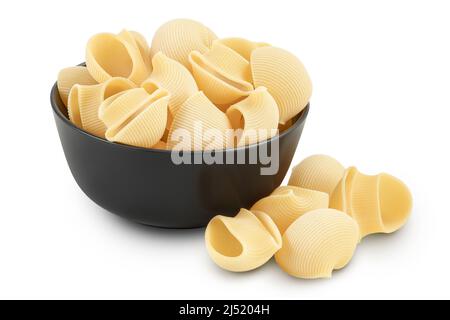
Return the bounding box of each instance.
[251,185,329,234]
[68,77,135,137]
[151,19,217,69]
[189,41,254,106]
[226,87,279,146]
[142,52,198,116]
[217,38,270,61]
[58,20,313,149]
[205,209,282,272]
[99,87,169,148]
[329,167,358,213]
[251,46,312,124]
[288,154,345,195]
[86,30,151,85]
[275,208,360,279]
[117,30,153,75]
[167,91,233,150]
[331,169,413,238]
[57,66,97,107]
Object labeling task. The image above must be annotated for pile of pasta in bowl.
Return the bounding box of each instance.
[57,19,312,150]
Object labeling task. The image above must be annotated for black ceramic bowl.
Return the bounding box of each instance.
[51,83,309,228]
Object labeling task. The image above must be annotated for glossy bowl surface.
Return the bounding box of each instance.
[51,83,309,228]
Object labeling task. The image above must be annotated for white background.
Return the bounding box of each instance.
[0,0,449,299]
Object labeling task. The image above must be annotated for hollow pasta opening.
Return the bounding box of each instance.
[378,174,412,233]
[208,219,243,257]
[91,34,133,78]
[141,80,160,95]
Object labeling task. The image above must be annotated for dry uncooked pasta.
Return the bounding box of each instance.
[151,19,217,69]
[331,168,413,238]
[205,209,282,272]
[329,167,358,213]
[251,46,312,124]
[189,41,254,106]
[226,87,279,146]
[57,19,313,150]
[57,66,97,106]
[251,186,329,234]
[117,30,153,75]
[167,91,232,150]
[86,30,151,85]
[68,77,135,137]
[142,52,198,116]
[275,208,360,279]
[98,87,169,148]
[217,38,270,61]
[289,154,345,195]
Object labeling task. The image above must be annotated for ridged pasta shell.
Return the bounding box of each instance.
[86,30,151,85]
[57,66,97,106]
[371,173,412,234]
[99,87,169,148]
[117,30,153,74]
[205,209,282,272]
[329,167,358,213]
[151,19,217,69]
[288,154,345,195]
[167,91,233,151]
[142,52,198,116]
[68,77,135,137]
[251,46,312,124]
[251,186,329,234]
[189,41,254,106]
[349,171,412,238]
[217,37,270,61]
[275,209,360,279]
[226,87,279,146]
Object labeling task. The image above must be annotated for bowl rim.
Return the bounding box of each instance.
[50,82,309,154]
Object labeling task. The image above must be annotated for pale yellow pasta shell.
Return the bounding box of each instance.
[226,87,279,146]
[86,31,151,85]
[189,42,254,106]
[117,29,153,75]
[349,171,413,237]
[57,66,97,107]
[275,209,360,279]
[205,209,282,272]
[289,154,345,195]
[100,88,169,148]
[142,52,198,116]
[217,37,270,61]
[151,19,217,69]
[251,186,329,234]
[329,166,358,213]
[167,91,233,151]
[251,46,312,124]
[68,77,135,137]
